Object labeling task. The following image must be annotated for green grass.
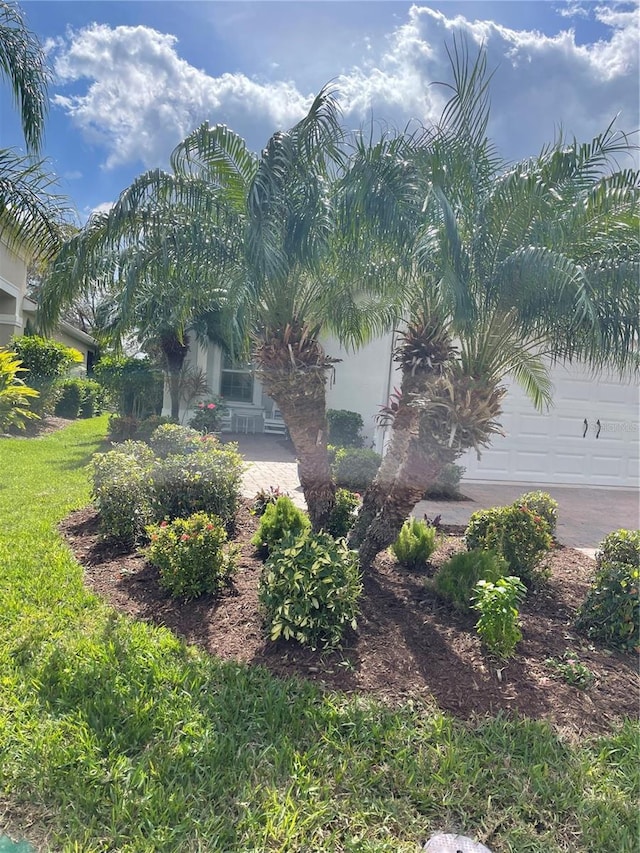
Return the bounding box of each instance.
[0,418,638,852]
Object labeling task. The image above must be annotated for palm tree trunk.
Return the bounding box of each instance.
[160,332,189,421]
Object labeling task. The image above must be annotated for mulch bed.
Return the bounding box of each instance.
[60,502,639,736]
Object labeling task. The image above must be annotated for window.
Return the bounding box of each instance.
[220,354,254,403]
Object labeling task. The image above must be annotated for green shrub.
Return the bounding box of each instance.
[251,486,287,517]
[55,378,101,419]
[433,548,508,611]
[146,512,236,599]
[391,517,438,569]
[11,335,83,416]
[326,409,364,448]
[465,504,552,584]
[514,490,558,536]
[424,463,466,500]
[325,489,361,538]
[596,529,640,569]
[575,560,639,652]
[259,531,362,650]
[94,354,163,418]
[135,415,174,442]
[151,445,243,527]
[473,576,526,659]
[188,396,229,433]
[92,446,155,545]
[148,423,210,458]
[0,348,39,431]
[332,447,381,491]
[251,495,311,556]
[107,414,140,442]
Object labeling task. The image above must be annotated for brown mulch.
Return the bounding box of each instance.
[2,416,74,438]
[60,503,639,736]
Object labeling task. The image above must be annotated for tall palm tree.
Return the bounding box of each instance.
[0,1,67,261]
[352,43,639,568]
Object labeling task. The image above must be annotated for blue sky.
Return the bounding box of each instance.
[1,1,638,221]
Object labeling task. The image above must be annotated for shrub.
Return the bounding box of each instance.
[251,486,287,517]
[55,378,102,419]
[0,348,39,432]
[325,489,361,539]
[146,512,236,599]
[135,415,174,442]
[391,517,438,569]
[259,531,362,650]
[79,379,103,417]
[188,396,229,433]
[107,414,140,442]
[424,463,466,500]
[473,576,526,659]
[251,495,311,556]
[148,423,210,458]
[151,445,244,527]
[433,548,508,611]
[332,447,381,491]
[575,560,639,652]
[465,504,552,585]
[514,491,558,536]
[326,409,364,448]
[92,446,155,545]
[11,335,83,416]
[94,354,163,418]
[596,529,640,569]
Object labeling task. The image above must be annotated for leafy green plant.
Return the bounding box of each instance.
[135,414,174,442]
[151,444,244,527]
[259,531,362,650]
[325,489,361,538]
[596,529,640,569]
[575,560,639,652]
[391,517,438,569]
[473,575,527,659]
[544,651,596,689]
[188,396,229,433]
[326,409,364,448]
[251,485,287,517]
[93,354,163,418]
[146,512,236,599]
[107,414,140,442]
[0,347,39,431]
[10,334,83,416]
[91,444,155,545]
[514,491,559,536]
[433,548,508,611]
[332,447,381,491]
[148,422,211,458]
[251,495,311,556]
[54,377,102,419]
[424,463,466,500]
[465,504,552,585]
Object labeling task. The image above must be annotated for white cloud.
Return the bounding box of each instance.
[50,5,639,173]
[90,200,115,216]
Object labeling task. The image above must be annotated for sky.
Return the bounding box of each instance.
[1,1,638,222]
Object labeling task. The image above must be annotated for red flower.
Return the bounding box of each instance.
[160,521,168,528]
[181,534,190,541]
[207,403,216,409]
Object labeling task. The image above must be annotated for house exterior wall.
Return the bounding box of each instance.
[0,239,28,346]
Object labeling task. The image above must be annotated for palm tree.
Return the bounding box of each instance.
[0,1,67,260]
[352,43,639,568]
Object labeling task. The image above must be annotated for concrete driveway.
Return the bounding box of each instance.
[227,434,639,552]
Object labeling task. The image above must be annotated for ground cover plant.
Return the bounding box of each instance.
[0,419,638,852]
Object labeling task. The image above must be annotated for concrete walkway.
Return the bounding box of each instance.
[226,434,639,551]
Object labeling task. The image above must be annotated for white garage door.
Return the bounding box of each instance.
[461,363,639,488]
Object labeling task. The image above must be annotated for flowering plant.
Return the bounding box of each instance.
[146,512,236,599]
[188,395,229,433]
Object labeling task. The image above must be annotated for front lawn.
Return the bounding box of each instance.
[0,419,638,852]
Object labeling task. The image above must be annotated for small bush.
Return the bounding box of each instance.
[259,531,362,649]
[575,560,639,652]
[424,464,466,500]
[151,445,243,527]
[465,504,552,585]
[107,414,140,442]
[135,415,174,442]
[332,447,381,491]
[146,513,235,599]
[433,548,508,611]
[326,409,364,448]
[55,378,102,419]
[325,489,361,539]
[11,335,83,416]
[596,529,640,569]
[544,651,595,689]
[188,396,229,433]
[94,354,163,418]
[391,517,438,569]
[148,423,210,458]
[79,379,103,417]
[514,491,558,536]
[92,446,154,545]
[473,576,526,659]
[251,495,311,556]
[0,348,39,431]
[251,486,287,517]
